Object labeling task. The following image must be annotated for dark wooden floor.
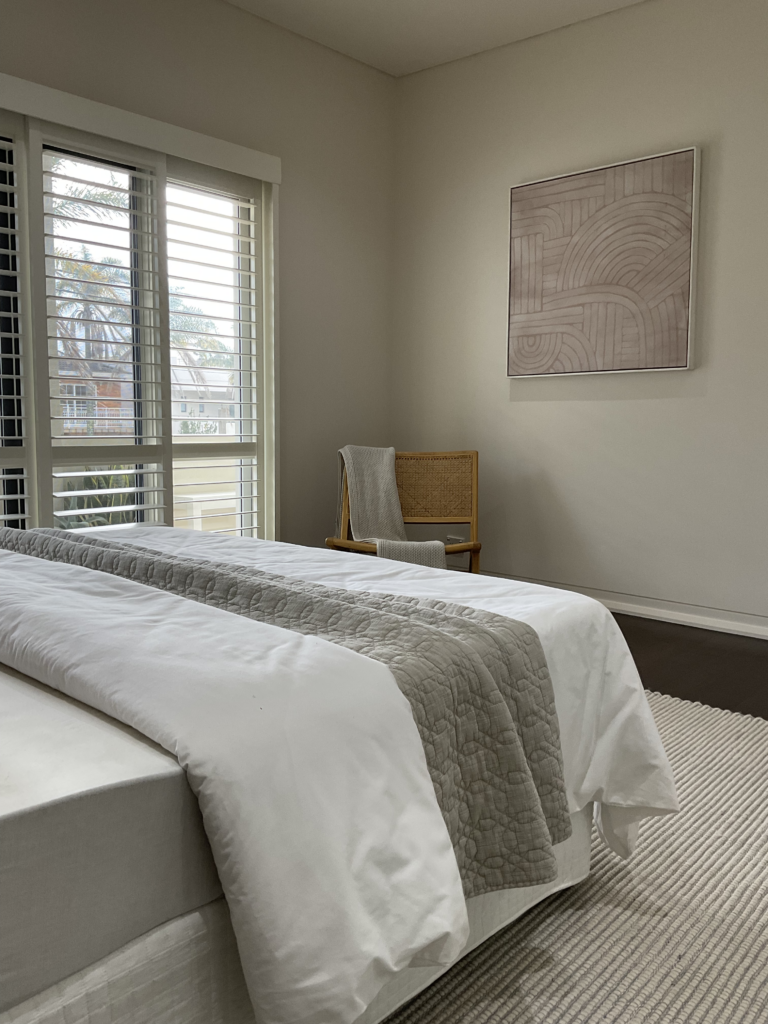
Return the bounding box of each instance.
[614,613,768,720]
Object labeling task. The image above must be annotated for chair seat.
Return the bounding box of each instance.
[325,537,481,556]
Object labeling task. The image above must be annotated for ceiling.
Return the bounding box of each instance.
[225,0,649,77]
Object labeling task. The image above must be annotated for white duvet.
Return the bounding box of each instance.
[0,551,468,1024]
[110,527,680,856]
[0,529,679,1024]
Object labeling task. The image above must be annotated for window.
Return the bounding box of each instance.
[45,148,160,447]
[1,110,274,538]
[167,177,261,535]
[0,117,29,529]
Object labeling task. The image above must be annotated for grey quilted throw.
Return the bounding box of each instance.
[2,527,571,895]
[338,445,447,568]
[376,537,446,569]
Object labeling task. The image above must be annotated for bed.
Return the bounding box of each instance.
[0,527,678,1024]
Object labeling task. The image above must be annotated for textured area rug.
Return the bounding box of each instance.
[387,692,768,1024]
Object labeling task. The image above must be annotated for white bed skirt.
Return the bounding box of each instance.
[1,807,592,1024]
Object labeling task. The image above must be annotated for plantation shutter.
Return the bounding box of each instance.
[38,146,166,530]
[0,112,274,538]
[166,170,262,535]
[0,115,29,528]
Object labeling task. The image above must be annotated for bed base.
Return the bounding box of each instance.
[1,807,592,1024]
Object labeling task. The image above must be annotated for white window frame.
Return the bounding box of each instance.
[0,74,279,539]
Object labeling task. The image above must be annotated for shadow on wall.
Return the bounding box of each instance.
[507,366,708,404]
[481,467,591,582]
[405,521,471,571]
[392,466,592,580]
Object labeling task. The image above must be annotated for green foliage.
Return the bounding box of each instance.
[58,468,139,528]
[178,419,218,435]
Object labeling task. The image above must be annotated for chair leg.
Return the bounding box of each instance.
[470,550,480,574]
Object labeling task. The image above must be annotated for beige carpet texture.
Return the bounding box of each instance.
[386,692,768,1024]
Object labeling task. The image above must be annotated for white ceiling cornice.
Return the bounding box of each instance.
[224,0,649,77]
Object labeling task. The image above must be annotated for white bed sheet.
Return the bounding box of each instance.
[108,527,680,855]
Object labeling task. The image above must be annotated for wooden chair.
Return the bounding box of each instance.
[325,450,481,573]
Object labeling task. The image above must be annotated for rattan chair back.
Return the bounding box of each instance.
[394,451,477,526]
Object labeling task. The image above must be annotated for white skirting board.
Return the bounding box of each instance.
[1,808,593,1024]
[488,573,768,641]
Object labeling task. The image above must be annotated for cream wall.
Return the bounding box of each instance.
[4,0,766,631]
[392,0,768,632]
[0,0,395,546]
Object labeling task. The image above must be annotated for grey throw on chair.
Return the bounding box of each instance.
[337,445,447,568]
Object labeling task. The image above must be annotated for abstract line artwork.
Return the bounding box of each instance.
[508,150,695,376]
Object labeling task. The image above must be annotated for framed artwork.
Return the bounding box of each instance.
[507,149,697,377]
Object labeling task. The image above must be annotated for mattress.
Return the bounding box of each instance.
[0,807,592,1024]
[0,664,222,1012]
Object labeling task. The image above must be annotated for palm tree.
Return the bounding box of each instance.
[49,156,230,408]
